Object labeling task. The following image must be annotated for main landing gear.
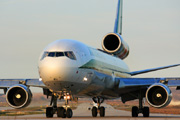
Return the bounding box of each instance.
[132,93,150,117]
[46,94,73,118]
[92,97,105,117]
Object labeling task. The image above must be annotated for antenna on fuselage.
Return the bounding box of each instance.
[114,0,123,35]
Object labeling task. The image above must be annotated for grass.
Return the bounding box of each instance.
[0,106,45,116]
[0,103,78,116]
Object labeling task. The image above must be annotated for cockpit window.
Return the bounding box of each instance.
[56,52,64,57]
[41,52,48,60]
[64,51,76,60]
[40,51,76,60]
[48,52,55,57]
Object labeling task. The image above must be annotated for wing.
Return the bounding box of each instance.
[0,79,46,94]
[128,63,180,76]
[116,77,180,88]
[0,79,46,89]
[116,77,180,105]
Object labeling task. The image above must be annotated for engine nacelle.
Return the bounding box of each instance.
[102,33,129,59]
[146,83,172,108]
[6,84,32,109]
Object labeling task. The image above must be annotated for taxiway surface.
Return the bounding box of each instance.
[1,103,180,120]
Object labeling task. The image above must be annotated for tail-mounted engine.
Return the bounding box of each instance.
[6,84,32,109]
[146,83,172,108]
[102,33,129,59]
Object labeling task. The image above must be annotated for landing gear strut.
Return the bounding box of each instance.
[46,94,73,118]
[46,95,57,118]
[92,97,105,117]
[132,92,149,117]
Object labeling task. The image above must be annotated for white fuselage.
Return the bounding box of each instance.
[38,39,130,98]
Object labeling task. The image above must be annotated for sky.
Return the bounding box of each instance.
[0,0,180,92]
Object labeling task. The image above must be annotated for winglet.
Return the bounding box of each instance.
[114,0,123,35]
[128,64,180,76]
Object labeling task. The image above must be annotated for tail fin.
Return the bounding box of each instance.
[114,0,123,35]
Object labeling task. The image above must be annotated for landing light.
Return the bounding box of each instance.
[83,77,88,81]
[39,78,42,81]
[64,95,71,100]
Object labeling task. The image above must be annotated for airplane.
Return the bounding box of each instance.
[0,0,180,118]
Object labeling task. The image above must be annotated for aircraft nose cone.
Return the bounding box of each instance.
[38,58,79,88]
[39,59,66,81]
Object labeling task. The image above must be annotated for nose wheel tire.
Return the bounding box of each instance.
[66,108,73,118]
[46,107,53,118]
[57,107,66,118]
[46,95,73,118]
[92,107,98,117]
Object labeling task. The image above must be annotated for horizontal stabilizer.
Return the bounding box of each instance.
[128,64,180,76]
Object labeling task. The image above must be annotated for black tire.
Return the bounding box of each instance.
[46,107,53,118]
[100,106,105,117]
[57,107,63,117]
[57,107,66,118]
[66,108,73,118]
[143,107,149,117]
[132,106,138,117]
[92,107,98,117]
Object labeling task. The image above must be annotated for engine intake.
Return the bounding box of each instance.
[146,83,172,108]
[102,33,129,59]
[6,84,32,109]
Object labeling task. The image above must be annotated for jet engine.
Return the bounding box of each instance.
[102,33,129,59]
[6,84,32,109]
[146,83,172,108]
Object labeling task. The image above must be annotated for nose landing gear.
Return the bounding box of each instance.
[92,97,105,117]
[46,94,73,118]
[57,107,73,118]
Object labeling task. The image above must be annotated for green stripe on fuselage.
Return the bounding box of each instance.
[79,59,130,78]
